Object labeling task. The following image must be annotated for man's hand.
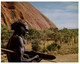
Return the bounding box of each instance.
[33,55,42,62]
[34,55,39,59]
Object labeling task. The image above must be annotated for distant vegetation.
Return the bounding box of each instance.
[1,24,13,48]
[1,24,78,62]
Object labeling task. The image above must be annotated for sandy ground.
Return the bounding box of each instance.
[1,54,78,62]
[41,54,78,62]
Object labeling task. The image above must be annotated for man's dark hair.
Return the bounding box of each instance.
[11,19,28,31]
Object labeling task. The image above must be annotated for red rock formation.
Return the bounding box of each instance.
[1,2,57,30]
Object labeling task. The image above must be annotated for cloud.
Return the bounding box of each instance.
[66,3,78,11]
[41,9,78,29]
[30,2,78,29]
[57,23,78,29]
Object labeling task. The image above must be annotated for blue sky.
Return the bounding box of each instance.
[29,2,78,29]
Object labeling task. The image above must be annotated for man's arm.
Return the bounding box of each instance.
[15,36,39,62]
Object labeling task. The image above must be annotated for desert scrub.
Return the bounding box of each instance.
[1,52,8,62]
[41,47,48,53]
[47,43,61,51]
[31,39,41,52]
[58,43,78,55]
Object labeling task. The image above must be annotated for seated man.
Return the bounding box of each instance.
[7,20,39,62]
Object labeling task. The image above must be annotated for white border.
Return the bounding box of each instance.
[0,2,1,62]
[0,0,79,64]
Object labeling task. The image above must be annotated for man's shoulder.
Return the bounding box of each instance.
[10,35,23,45]
[12,35,22,40]
[7,35,24,49]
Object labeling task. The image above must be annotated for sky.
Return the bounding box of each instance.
[29,2,78,29]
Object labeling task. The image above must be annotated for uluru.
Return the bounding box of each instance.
[1,2,57,30]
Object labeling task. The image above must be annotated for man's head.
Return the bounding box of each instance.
[11,20,28,36]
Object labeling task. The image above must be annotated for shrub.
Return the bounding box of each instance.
[1,24,13,48]
[1,24,13,40]
[31,39,41,52]
[47,43,61,51]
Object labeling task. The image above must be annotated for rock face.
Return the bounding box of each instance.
[1,2,57,30]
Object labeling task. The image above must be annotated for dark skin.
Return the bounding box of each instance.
[7,22,39,62]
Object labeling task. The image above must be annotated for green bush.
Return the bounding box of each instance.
[1,43,6,48]
[1,24,13,48]
[1,24,13,40]
[31,39,41,52]
[47,43,61,51]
